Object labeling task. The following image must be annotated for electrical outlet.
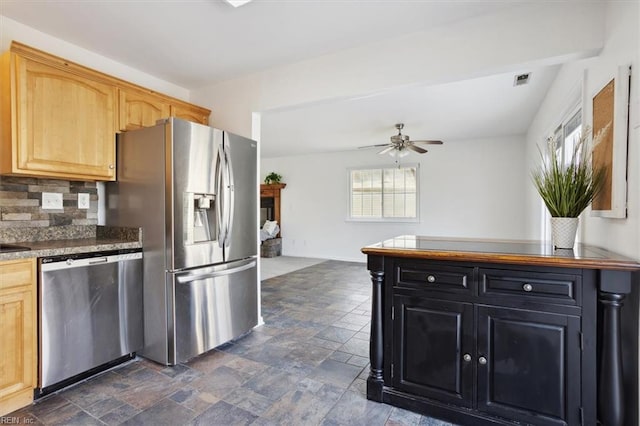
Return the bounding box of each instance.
[42,192,63,210]
[78,193,90,209]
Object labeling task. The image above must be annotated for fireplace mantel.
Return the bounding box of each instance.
[260,183,286,237]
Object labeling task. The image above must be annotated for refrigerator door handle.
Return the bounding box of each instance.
[175,259,257,284]
[224,148,235,247]
[216,148,226,248]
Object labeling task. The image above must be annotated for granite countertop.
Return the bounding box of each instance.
[0,237,142,261]
[0,225,142,261]
[362,235,640,271]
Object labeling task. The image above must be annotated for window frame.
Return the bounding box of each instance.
[539,102,583,242]
[550,107,582,167]
[346,163,420,223]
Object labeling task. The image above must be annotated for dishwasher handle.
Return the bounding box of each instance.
[176,259,256,284]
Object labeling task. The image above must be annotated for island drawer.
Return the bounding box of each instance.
[394,261,474,294]
[478,268,580,306]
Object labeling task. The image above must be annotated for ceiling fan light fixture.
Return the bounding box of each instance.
[224,0,253,7]
[389,149,409,159]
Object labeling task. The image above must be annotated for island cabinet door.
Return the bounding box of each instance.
[392,295,474,407]
[476,306,581,426]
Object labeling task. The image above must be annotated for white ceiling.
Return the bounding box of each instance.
[261,66,560,157]
[1,0,525,89]
[1,1,568,158]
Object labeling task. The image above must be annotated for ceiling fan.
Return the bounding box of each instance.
[360,123,443,157]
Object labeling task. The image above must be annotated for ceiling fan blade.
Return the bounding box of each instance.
[412,140,444,145]
[407,144,428,154]
[378,146,396,155]
[358,143,393,149]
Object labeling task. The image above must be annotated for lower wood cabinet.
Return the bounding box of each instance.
[0,258,37,416]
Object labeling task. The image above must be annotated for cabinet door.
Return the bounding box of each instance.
[0,259,36,416]
[393,295,474,407]
[170,104,209,125]
[476,306,581,425]
[15,56,117,180]
[119,89,171,131]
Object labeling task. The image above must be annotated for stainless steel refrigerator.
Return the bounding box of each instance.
[106,117,258,365]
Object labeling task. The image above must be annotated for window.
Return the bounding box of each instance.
[349,165,418,220]
[540,106,583,241]
[551,109,582,167]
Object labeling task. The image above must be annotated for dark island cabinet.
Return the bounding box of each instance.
[392,288,582,425]
[362,236,640,426]
[476,306,582,425]
[392,296,474,407]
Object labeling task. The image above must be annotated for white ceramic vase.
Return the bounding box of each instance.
[550,217,579,249]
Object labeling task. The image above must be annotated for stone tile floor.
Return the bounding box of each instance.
[7,260,455,425]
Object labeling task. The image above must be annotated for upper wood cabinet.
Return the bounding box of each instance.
[119,88,171,131]
[119,89,210,131]
[170,103,210,125]
[0,41,211,181]
[1,53,118,181]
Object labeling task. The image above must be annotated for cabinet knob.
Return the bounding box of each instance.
[463,354,472,362]
[478,356,487,365]
[108,164,115,169]
[523,283,533,292]
[426,275,436,283]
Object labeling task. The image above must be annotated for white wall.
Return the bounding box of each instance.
[525,1,640,260]
[581,1,640,260]
[0,15,190,100]
[263,135,526,262]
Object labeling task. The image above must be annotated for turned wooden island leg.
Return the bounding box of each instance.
[367,256,384,402]
[598,270,632,426]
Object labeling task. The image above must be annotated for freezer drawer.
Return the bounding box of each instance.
[39,250,143,391]
[172,258,258,364]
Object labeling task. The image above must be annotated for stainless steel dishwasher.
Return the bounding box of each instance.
[38,249,143,395]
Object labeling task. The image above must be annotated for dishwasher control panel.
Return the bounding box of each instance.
[40,249,142,271]
[40,248,142,264]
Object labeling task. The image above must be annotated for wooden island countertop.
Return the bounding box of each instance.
[361,235,640,271]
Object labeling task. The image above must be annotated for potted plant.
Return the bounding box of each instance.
[264,172,282,185]
[531,124,609,249]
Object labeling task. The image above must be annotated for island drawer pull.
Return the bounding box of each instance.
[426,275,436,283]
[523,283,533,292]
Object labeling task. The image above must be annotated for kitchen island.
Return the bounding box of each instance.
[362,236,640,426]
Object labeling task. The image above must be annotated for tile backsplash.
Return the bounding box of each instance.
[0,176,98,228]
